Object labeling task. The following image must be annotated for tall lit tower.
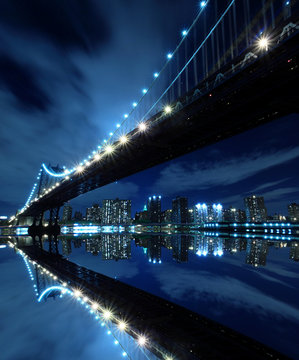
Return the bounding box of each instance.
[147,196,161,223]
[172,196,188,223]
[244,195,267,222]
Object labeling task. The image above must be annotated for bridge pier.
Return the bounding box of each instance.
[29,207,60,239]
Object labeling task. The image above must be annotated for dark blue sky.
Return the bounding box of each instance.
[0,0,298,217]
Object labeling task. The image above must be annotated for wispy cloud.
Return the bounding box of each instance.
[71,181,140,209]
[152,147,299,195]
[251,179,290,192]
[220,186,299,207]
[151,264,299,322]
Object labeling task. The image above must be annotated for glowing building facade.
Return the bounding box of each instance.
[194,203,223,223]
[102,199,131,225]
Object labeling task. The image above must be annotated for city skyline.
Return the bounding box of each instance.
[0,1,298,360]
[0,1,298,217]
[60,192,298,224]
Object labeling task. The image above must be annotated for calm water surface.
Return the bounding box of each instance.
[1,233,298,359]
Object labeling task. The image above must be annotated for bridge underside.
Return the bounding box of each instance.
[23,31,299,217]
[21,245,288,360]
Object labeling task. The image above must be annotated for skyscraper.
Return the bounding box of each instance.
[61,238,72,256]
[86,204,101,223]
[147,235,162,264]
[289,242,299,261]
[172,196,188,223]
[102,199,131,225]
[161,209,172,223]
[288,203,299,222]
[244,195,267,222]
[246,239,268,267]
[147,196,161,223]
[194,203,223,223]
[223,207,246,222]
[62,203,72,223]
[171,235,190,263]
[73,211,83,221]
[100,233,131,260]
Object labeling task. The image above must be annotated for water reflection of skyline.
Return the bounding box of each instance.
[3,232,299,359]
[45,233,299,268]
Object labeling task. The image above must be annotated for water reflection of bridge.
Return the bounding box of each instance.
[10,236,290,360]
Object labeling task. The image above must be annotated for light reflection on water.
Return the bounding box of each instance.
[2,232,299,359]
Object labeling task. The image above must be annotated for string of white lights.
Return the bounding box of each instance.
[10,242,169,359]
[11,0,290,222]
[12,1,212,220]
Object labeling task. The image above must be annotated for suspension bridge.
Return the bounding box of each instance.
[8,0,298,224]
[5,2,299,357]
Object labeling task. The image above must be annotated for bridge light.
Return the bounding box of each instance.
[73,290,82,298]
[109,132,113,136]
[116,123,121,128]
[94,153,101,161]
[142,88,148,94]
[154,72,159,78]
[124,114,128,119]
[132,102,137,107]
[65,176,70,180]
[103,310,112,320]
[118,321,127,331]
[105,145,114,154]
[165,356,174,360]
[200,1,207,8]
[122,352,127,357]
[92,302,99,310]
[167,53,173,59]
[138,122,147,132]
[164,105,172,114]
[182,29,188,36]
[258,36,269,51]
[119,135,128,144]
[138,336,147,346]
[76,165,84,173]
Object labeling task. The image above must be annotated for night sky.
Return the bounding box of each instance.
[0,0,298,217]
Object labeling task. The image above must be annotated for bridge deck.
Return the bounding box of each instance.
[22,26,299,217]
[21,245,289,360]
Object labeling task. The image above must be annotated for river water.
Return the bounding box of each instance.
[0,232,298,359]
